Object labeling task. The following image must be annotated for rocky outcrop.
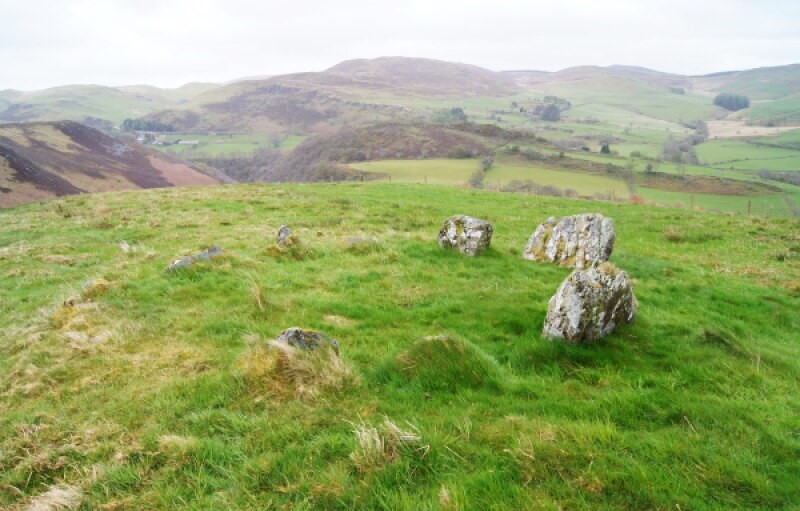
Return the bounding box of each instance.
[166,246,223,271]
[523,214,615,269]
[274,327,340,355]
[543,262,637,343]
[438,215,493,256]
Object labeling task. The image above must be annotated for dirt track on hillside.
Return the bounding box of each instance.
[707,121,798,139]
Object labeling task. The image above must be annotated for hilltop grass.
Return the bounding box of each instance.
[1,183,799,510]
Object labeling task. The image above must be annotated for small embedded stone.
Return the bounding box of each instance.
[166,246,222,271]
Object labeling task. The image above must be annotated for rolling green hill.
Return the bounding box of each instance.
[1,183,798,510]
[0,83,221,125]
[693,64,800,100]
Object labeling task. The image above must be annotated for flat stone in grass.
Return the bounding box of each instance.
[543,262,637,343]
[166,246,223,271]
[438,215,493,256]
[523,213,615,269]
[274,327,340,355]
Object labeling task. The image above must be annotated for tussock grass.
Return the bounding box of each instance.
[23,484,82,511]
[349,417,427,473]
[238,339,359,400]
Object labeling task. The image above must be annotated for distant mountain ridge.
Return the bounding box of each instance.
[144,57,521,133]
[0,83,221,125]
[3,57,799,133]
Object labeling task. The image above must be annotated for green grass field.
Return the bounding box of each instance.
[532,78,719,125]
[351,159,631,198]
[350,157,800,217]
[2,183,799,510]
[697,139,800,171]
[155,134,306,157]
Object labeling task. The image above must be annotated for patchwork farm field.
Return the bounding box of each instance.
[697,138,800,171]
[154,134,306,157]
[2,183,798,510]
[351,158,631,198]
[350,157,800,217]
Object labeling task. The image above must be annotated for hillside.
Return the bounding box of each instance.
[693,64,800,100]
[0,121,220,208]
[193,122,537,182]
[318,57,519,96]
[146,57,520,133]
[508,65,693,91]
[117,83,221,104]
[0,83,221,125]
[511,65,719,125]
[1,183,798,509]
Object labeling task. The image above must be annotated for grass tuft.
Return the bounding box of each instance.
[349,417,427,473]
[23,484,82,511]
[238,339,358,400]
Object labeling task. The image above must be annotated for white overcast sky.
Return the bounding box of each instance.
[1,0,798,90]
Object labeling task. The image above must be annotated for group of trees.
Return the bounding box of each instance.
[469,153,495,188]
[529,96,571,122]
[758,169,800,187]
[662,121,708,164]
[432,107,468,124]
[713,93,750,111]
[121,118,174,132]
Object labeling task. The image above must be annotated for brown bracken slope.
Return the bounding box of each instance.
[0,121,220,208]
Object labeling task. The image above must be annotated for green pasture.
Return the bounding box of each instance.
[351,158,630,198]
[155,134,306,157]
[1,183,798,510]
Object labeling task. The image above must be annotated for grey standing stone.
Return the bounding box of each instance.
[438,215,493,256]
[523,213,615,269]
[276,225,293,247]
[543,262,637,343]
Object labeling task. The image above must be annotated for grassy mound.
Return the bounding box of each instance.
[394,335,504,391]
[238,338,359,400]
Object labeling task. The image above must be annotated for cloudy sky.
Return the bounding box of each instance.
[1,0,798,90]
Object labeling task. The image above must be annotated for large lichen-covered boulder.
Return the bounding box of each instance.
[438,215,493,256]
[274,327,340,355]
[543,262,637,343]
[523,214,615,269]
